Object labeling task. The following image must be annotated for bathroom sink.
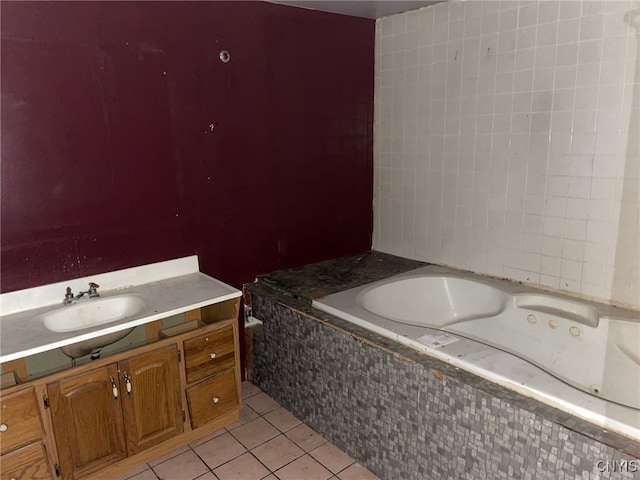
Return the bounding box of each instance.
[59,328,136,359]
[39,295,146,333]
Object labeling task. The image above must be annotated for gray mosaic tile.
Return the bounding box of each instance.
[249,287,640,480]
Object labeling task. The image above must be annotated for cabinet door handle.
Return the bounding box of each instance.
[124,372,132,395]
[0,423,7,432]
[110,376,119,400]
[210,352,217,359]
[212,397,220,404]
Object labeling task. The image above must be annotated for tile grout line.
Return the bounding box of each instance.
[307,444,358,477]
[261,414,302,434]
[243,399,332,478]
[245,449,285,479]
[243,397,346,478]
[192,468,219,480]
[187,434,247,475]
[185,443,220,478]
[231,400,334,479]
[275,452,336,479]
[185,404,308,477]
[123,385,371,480]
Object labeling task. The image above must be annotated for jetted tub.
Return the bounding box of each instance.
[312,265,640,442]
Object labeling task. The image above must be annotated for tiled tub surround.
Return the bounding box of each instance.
[247,253,640,479]
[373,0,640,308]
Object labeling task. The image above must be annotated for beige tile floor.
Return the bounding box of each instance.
[116,382,381,480]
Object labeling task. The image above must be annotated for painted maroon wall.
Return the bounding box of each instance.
[1,1,374,292]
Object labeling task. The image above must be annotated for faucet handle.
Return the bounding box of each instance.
[88,282,100,297]
[63,287,75,305]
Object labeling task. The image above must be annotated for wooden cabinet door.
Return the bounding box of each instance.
[47,364,126,480]
[119,345,183,456]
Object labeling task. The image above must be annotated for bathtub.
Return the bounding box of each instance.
[312,265,640,442]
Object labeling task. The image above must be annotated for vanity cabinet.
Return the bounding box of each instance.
[0,257,243,479]
[47,345,183,480]
[0,387,52,480]
[0,300,241,480]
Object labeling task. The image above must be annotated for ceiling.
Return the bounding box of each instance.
[267,1,443,19]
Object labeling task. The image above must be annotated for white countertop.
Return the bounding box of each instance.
[0,256,241,363]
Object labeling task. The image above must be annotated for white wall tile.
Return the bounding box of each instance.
[374,1,640,308]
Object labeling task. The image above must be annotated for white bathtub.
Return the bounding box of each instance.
[312,265,640,443]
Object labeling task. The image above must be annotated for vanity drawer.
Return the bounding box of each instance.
[0,387,44,455]
[186,369,238,428]
[0,441,51,480]
[184,326,235,384]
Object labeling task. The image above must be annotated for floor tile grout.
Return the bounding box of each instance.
[187,437,243,474]
[121,382,377,480]
[261,414,302,433]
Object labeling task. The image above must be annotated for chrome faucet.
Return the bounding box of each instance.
[63,282,100,305]
[77,282,100,300]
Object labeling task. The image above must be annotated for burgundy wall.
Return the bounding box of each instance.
[0,1,374,292]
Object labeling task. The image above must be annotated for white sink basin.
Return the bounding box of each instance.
[59,328,137,359]
[40,295,146,333]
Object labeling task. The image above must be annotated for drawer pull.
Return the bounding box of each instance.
[212,397,220,404]
[0,423,7,432]
[210,352,217,359]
